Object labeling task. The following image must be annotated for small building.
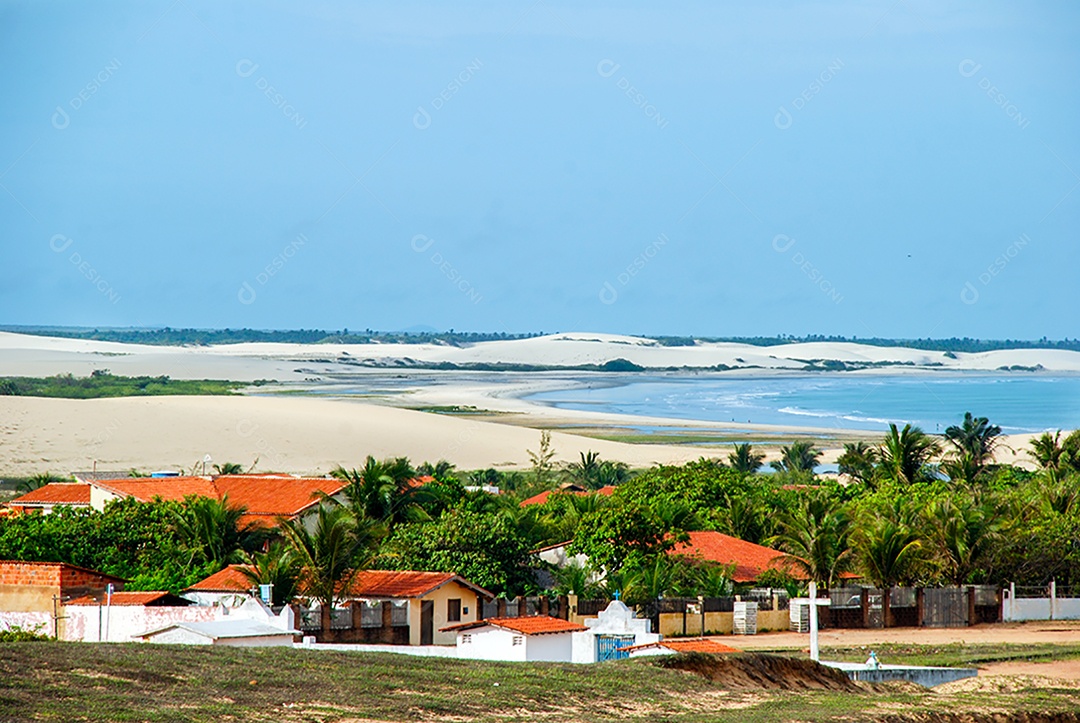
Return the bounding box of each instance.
[134,597,298,647]
[6,483,92,515]
[444,616,587,662]
[572,600,661,663]
[620,638,742,658]
[0,560,127,638]
[64,590,209,642]
[519,484,616,508]
[669,531,800,583]
[346,570,493,646]
[183,564,254,608]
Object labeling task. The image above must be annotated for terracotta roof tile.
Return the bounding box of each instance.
[65,591,190,606]
[186,565,253,592]
[442,615,587,635]
[669,531,793,583]
[8,483,91,507]
[621,638,741,654]
[348,570,491,599]
[520,484,616,508]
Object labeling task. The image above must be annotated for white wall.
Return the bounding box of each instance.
[524,633,574,663]
[65,604,219,642]
[456,627,527,662]
[1002,593,1080,622]
[0,611,52,636]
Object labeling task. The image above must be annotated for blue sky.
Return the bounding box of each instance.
[2,1,1077,338]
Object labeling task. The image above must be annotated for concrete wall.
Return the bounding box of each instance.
[524,632,575,662]
[0,584,57,614]
[0,611,52,636]
[1002,590,1080,622]
[456,627,527,662]
[658,609,789,637]
[89,486,119,511]
[64,604,219,642]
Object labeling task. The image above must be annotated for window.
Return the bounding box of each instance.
[512,635,523,646]
[461,634,472,645]
[447,598,462,622]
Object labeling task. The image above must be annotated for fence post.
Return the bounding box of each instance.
[1050,580,1057,621]
[497,598,507,618]
[966,586,976,627]
[557,594,569,620]
[860,588,870,628]
[916,587,925,627]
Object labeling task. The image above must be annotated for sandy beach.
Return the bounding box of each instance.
[0,331,1073,476]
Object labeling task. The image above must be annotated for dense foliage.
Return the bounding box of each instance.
[0,371,253,399]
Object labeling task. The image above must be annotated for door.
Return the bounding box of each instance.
[420,600,434,645]
[596,634,634,662]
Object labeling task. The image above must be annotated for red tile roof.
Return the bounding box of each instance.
[621,638,741,654]
[65,591,191,606]
[90,474,347,524]
[669,531,795,583]
[519,484,617,507]
[185,565,253,592]
[8,483,92,507]
[442,615,587,635]
[348,570,492,599]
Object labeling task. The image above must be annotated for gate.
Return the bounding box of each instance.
[596,634,634,662]
[923,587,968,627]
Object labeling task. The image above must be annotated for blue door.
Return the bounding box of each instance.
[596,634,635,661]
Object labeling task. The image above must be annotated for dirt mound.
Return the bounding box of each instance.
[654,652,861,692]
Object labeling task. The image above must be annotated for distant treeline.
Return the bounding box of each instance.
[651,335,1080,353]
[2,327,1077,353]
[0,327,543,347]
[0,371,255,399]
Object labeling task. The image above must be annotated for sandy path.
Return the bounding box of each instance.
[727,621,1080,650]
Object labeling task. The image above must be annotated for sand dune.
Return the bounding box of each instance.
[0,395,725,478]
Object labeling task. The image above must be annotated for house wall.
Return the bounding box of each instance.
[524,633,574,662]
[64,604,219,642]
[657,609,789,637]
[183,591,251,608]
[456,627,527,662]
[89,486,119,511]
[0,584,58,614]
[408,582,482,646]
[0,611,53,636]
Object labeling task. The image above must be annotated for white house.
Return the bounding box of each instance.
[571,600,661,663]
[134,597,298,647]
[443,616,587,662]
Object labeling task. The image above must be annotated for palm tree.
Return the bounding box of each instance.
[837,442,878,486]
[851,502,925,627]
[551,560,602,598]
[280,505,380,632]
[940,451,981,486]
[333,456,425,527]
[417,460,456,480]
[173,495,265,570]
[715,495,771,545]
[1028,431,1065,472]
[878,423,941,485]
[945,412,1003,469]
[621,555,683,604]
[567,451,602,487]
[728,443,765,474]
[926,495,1003,586]
[212,462,245,475]
[770,441,822,474]
[16,472,66,495]
[237,541,303,607]
[769,494,852,590]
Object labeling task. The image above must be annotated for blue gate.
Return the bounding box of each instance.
[596,634,635,662]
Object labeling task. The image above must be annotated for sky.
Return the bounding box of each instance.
[1,1,1078,339]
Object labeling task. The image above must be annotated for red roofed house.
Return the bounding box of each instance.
[669,530,800,583]
[183,564,253,607]
[0,560,125,616]
[442,615,588,662]
[519,484,617,508]
[620,637,742,658]
[7,483,92,515]
[85,474,348,529]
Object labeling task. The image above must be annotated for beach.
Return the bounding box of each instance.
[0,331,1074,476]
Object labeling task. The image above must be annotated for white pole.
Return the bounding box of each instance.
[104,583,114,642]
[1050,580,1057,621]
[809,581,820,662]
[1009,582,1015,622]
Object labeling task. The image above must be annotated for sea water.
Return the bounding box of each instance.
[524,374,1080,433]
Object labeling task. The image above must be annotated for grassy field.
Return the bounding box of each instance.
[2,642,1079,722]
[0,373,260,399]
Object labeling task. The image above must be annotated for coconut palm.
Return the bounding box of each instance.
[212,462,245,475]
[770,441,822,474]
[926,494,1003,585]
[16,472,66,495]
[769,493,852,590]
[237,541,303,607]
[1028,431,1065,472]
[837,442,879,486]
[173,494,265,569]
[715,495,772,546]
[851,502,925,627]
[727,443,765,474]
[944,412,1004,478]
[280,504,381,632]
[333,456,426,527]
[879,423,941,485]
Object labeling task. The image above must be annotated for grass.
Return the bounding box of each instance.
[1,642,1079,722]
[0,372,265,399]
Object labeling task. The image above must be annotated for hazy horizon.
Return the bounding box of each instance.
[3,2,1077,339]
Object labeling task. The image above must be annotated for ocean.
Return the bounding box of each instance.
[524,373,1080,433]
